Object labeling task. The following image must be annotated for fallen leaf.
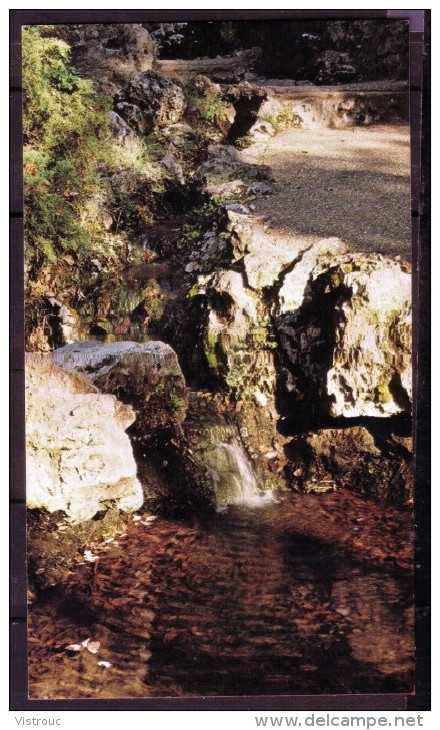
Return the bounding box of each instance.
[84,550,99,563]
[65,644,82,652]
[86,641,101,655]
[98,661,112,669]
[110,597,132,607]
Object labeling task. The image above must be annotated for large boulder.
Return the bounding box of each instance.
[52,24,156,94]
[26,358,143,523]
[115,71,185,135]
[50,340,188,446]
[285,426,413,504]
[277,254,412,419]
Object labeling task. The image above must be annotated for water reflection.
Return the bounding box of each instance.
[29,491,414,698]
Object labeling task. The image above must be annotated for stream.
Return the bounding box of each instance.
[24,22,415,704]
[28,490,413,699]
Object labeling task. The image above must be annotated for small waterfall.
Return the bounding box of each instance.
[210,441,276,509]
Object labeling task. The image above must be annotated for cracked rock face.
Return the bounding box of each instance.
[278,254,412,418]
[198,146,272,199]
[26,358,143,523]
[189,195,413,494]
[115,71,185,135]
[50,340,188,446]
[285,426,413,503]
[53,24,156,94]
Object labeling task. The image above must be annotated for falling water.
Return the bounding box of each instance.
[212,441,276,508]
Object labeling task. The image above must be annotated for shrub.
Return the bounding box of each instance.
[23,26,112,275]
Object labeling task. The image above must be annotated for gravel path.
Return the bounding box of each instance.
[243,124,411,259]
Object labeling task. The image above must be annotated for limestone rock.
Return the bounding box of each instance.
[115,71,185,135]
[45,297,81,345]
[224,212,346,295]
[50,340,188,445]
[26,358,143,523]
[277,237,349,312]
[286,426,412,503]
[53,24,156,94]
[109,111,133,143]
[193,270,284,487]
[160,154,185,185]
[198,144,272,200]
[246,118,276,141]
[185,74,222,99]
[277,254,412,418]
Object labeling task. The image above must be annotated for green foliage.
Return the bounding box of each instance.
[375,384,393,404]
[185,93,231,143]
[186,93,231,125]
[169,389,185,411]
[23,26,112,274]
[181,197,225,246]
[262,108,302,132]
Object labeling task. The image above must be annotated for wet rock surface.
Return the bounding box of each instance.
[284,425,413,504]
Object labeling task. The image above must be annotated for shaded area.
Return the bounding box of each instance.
[243,125,411,257]
[28,492,413,699]
[149,19,409,83]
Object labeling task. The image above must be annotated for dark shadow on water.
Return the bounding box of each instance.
[145,499,413,696]
[28,493,414,698]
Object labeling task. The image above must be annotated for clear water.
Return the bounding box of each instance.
[28,491,414,699]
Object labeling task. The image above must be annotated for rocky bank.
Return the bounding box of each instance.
[25,25,412,596]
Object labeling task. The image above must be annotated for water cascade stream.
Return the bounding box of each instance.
[209,441,276,509]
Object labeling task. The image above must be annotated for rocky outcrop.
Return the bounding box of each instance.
[52,24,156,94]
[181,186,412,503]
[156,48,262,84]
[277,254,412,419]
[25,296,83,353]
[285,426,413,504]
[184,77,235,139]
[186,74,222,99]
[197,145,273,200]
[183,393,266,508]
[254,81,409,132]
[26,358,143,523]
[224,81,268,142]
[109,111,133,143]
[184,210,350,488]
[50,340,188,448]
[115,71,185,135]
